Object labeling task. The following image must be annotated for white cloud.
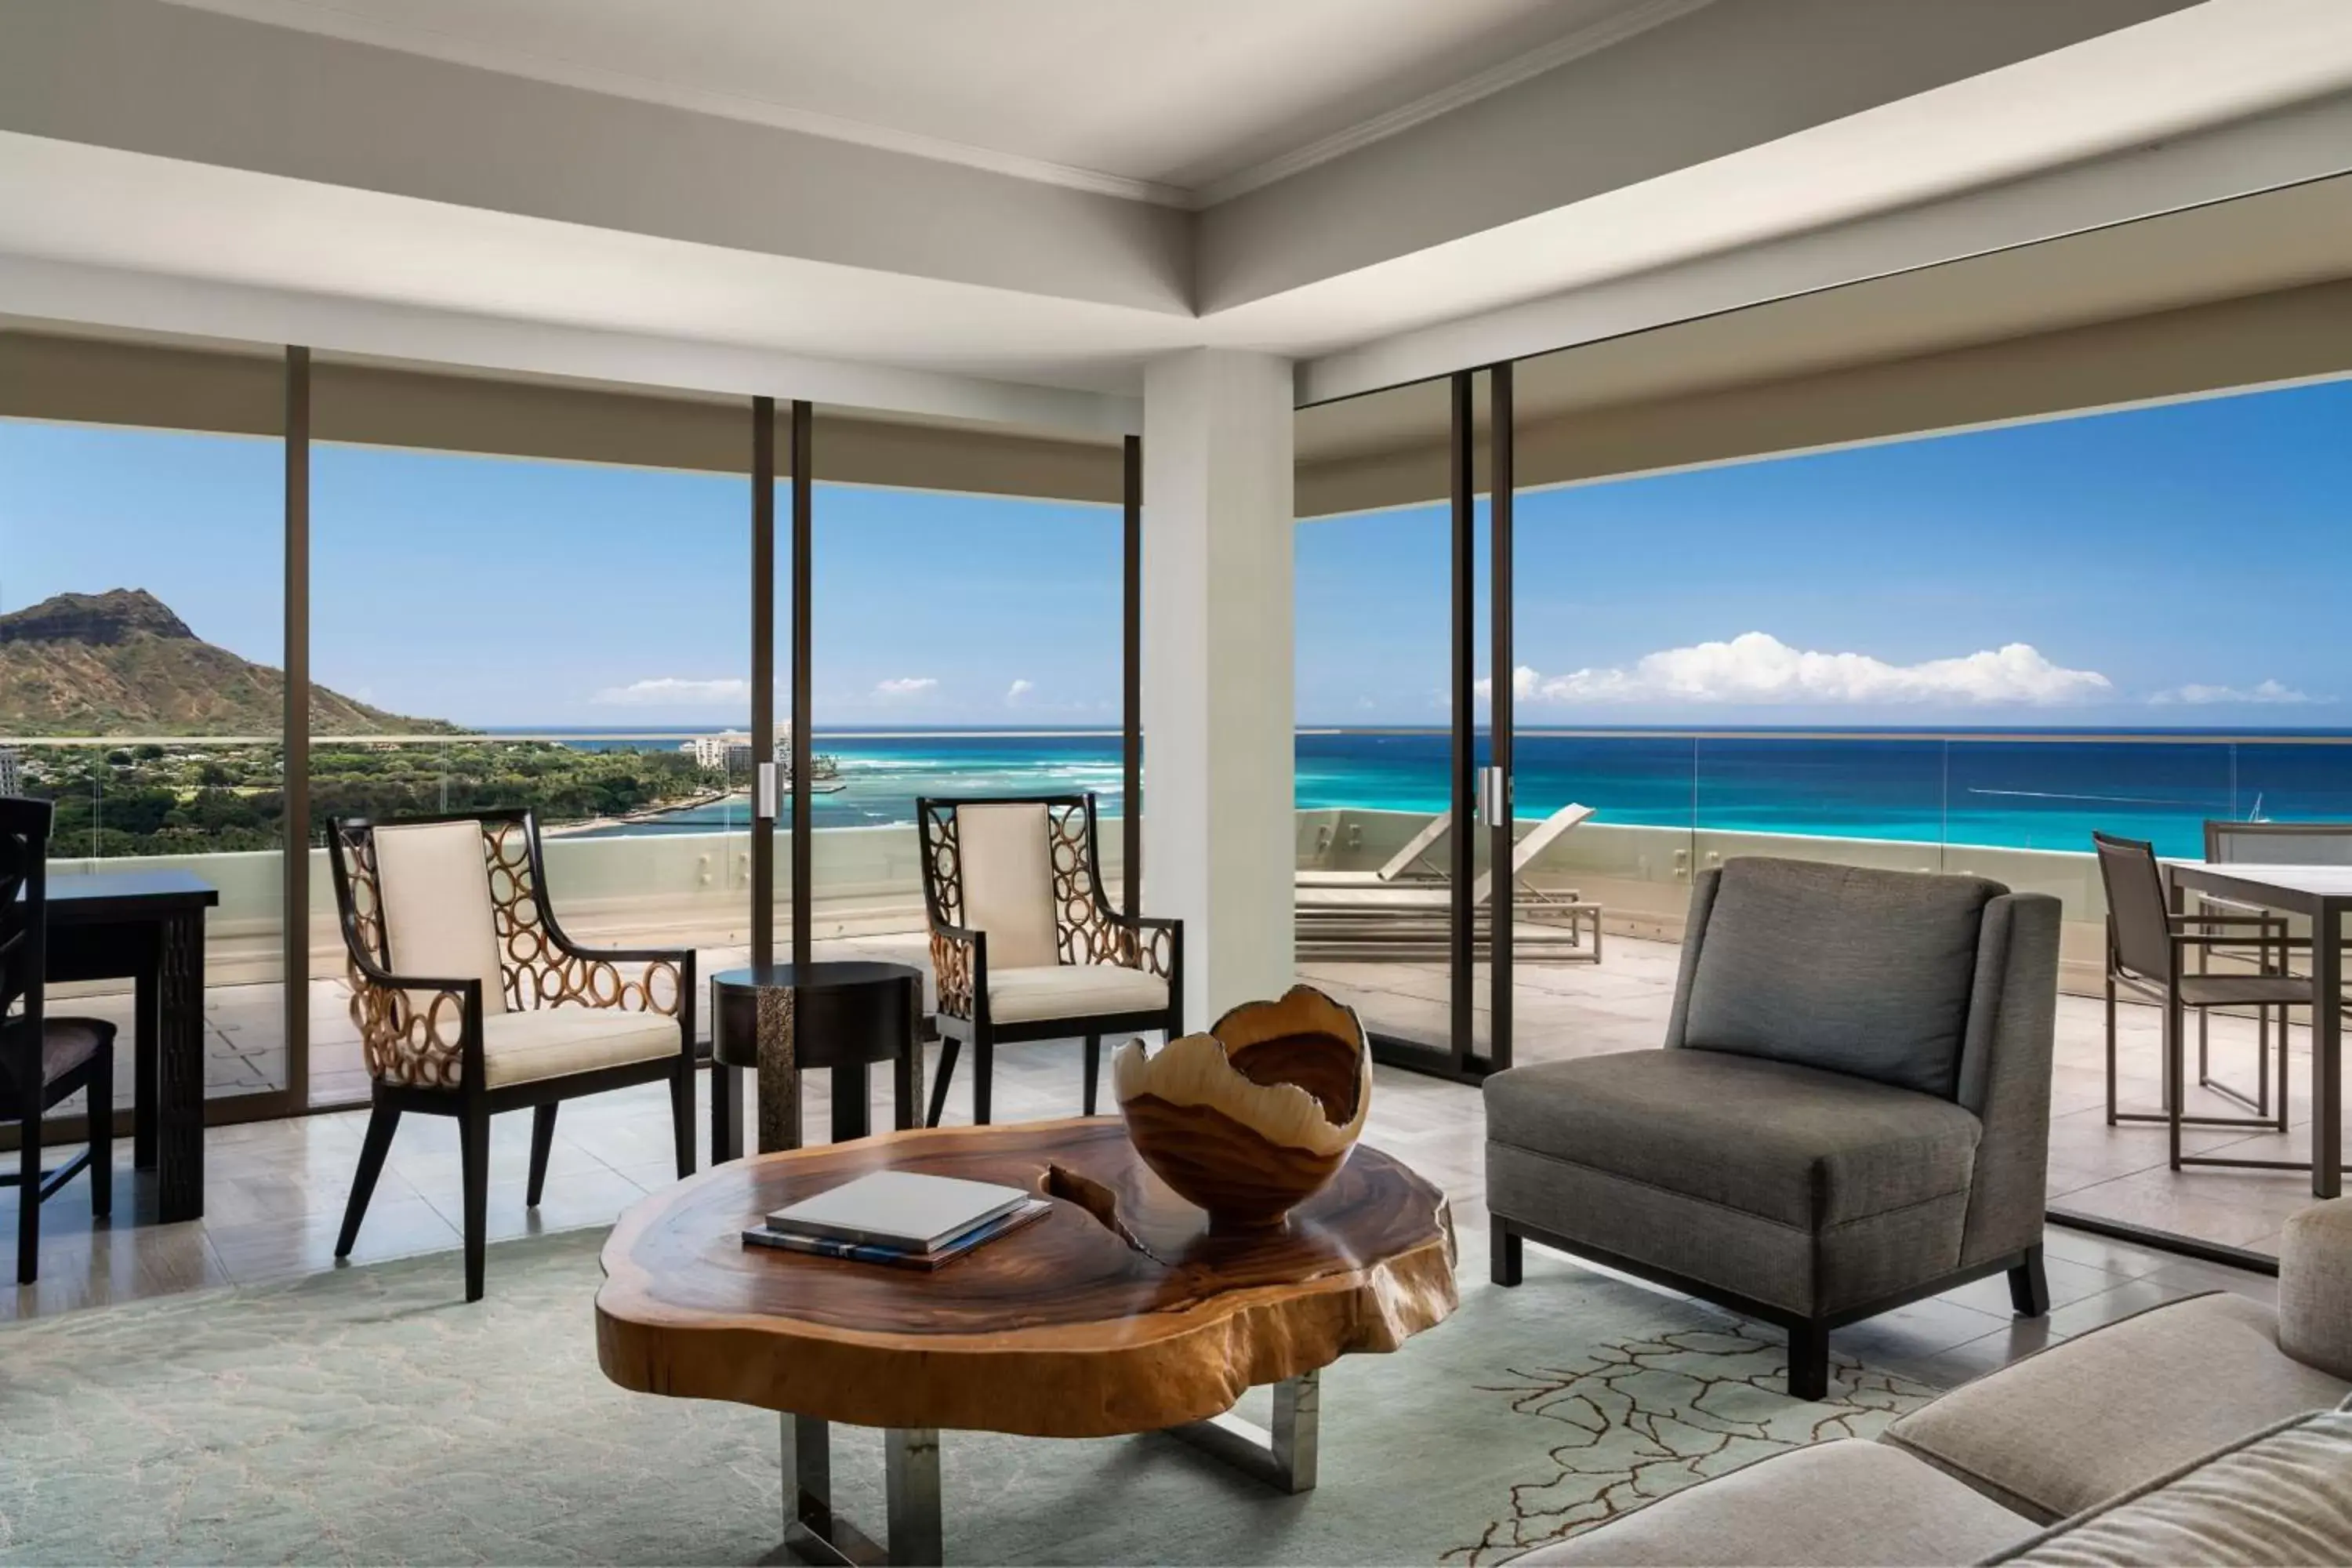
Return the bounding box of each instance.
[2151,678,2314,706]
[592,677,750,706]
[1507,633,2111,706]
[873,677,938,699]
[1004,678,1034,705]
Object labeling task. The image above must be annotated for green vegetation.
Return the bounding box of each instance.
[20,741,714,858]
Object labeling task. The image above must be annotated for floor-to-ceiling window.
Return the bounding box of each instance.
[1,408,292,1115]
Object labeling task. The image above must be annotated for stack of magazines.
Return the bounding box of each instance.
[742,1170,1051,1270]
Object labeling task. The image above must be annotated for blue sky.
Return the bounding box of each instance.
[4,374,2348,729]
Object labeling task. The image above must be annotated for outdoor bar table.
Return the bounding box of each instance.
[2165,860,2350,1199]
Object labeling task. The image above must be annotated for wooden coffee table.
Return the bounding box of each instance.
[597,1117,1457,1566]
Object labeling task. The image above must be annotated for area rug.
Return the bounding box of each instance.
[0,1229,1940,1565]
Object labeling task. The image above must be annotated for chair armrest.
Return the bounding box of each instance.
[930,921,984,1021]
[529,904,694,1025]
[1101,912,1180,982]
[343,953,485,1089]
[2280,1199,2352,1381]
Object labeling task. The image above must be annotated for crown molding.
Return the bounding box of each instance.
[154,0,1195,207]
[1193,0,1720,207]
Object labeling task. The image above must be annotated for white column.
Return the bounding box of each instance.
[1142,348,1295,1028]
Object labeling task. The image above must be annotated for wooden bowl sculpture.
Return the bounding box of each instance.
[1111,985,1373,1230]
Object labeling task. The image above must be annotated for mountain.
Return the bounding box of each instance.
[0,590,462,736]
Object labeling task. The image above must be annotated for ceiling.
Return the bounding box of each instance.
[8,0,2352,419]
[155,0,1698,203]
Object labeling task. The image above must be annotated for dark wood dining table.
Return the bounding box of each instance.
[42,869,220,1222]
[2165,860,2350,1200]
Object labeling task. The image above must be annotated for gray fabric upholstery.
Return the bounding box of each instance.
[1990,1410,2352,1566]
[1519,1439,2034,1566]
[1484,1051,1981,1230]
[1487,1142,1973,1317]
[1885,1291,2352,1524]
[1955,893,2062,1269]
[1672,858,2005,1098]
[2280,1199,2352,1381]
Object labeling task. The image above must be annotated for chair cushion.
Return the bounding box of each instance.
[2281,1200,2352,1381]
[1484,1048,1981,1229]
[479,1007,678,1089]
[1885,1291,2352,1524]
[1682,858,2002,1098]
[1518,1439,2034,1566]
[1991,1410,2352,1566]
[373,819,507,1015]
[957,804,1062,969]
[40,1018,109,1083]
[985,964,1167,1025]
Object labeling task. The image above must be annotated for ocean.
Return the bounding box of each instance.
[543,728,2352,859]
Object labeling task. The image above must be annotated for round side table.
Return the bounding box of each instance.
[709,960,926,1160]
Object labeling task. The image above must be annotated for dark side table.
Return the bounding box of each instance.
[708,961,927,1160]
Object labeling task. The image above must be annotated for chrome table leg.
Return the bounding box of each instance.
[779,1414,943,1566]
[1166,1369,1320,1494]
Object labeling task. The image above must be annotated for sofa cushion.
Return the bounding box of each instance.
[373,819,507,1015]
[985,964,1167,1025]
[479,1008,678,1089]
[2280,1198,2352,1381]
[1990,1410,2352,1566]
[956,804,1062,969]
[1518,1439,2034,1566]
[1484,1049,1981,1229]
[1885,1291,2352,1524]
[1680,858,2002,1098]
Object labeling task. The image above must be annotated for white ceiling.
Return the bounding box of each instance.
[157,0,1697,204]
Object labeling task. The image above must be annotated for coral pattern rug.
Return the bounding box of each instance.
[0,1228,1938,1564]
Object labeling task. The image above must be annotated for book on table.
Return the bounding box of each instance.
[742,1170,1045,1267]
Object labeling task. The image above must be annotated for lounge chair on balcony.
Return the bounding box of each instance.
[1296,802,1601,962]
[326,809,695,1301]
[1295,808,1452,887]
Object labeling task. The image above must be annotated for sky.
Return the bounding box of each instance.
[3,373,2349,730]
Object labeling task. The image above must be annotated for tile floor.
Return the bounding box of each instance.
[8,935,2310,1394]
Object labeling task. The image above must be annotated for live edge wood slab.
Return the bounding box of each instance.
[597,1117,1457,1439]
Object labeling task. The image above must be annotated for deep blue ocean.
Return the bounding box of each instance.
[532,728,2352,858]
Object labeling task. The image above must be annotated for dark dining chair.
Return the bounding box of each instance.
[2092,830,2311,1167]
[2190,819,2352,1124]
[2,796,115,1286]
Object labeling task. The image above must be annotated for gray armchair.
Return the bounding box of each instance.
[1485,856,2061,1400]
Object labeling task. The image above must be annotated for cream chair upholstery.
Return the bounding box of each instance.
[327,809,696,1301]
[919,793,1182,1125]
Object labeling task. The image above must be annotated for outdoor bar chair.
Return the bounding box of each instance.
[917,793,1181,1126]
[1,796,114,1287]
[327,809,695,1301]
[2092,830,2310,1162]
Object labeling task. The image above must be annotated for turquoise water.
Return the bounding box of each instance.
[556,728,2352,859]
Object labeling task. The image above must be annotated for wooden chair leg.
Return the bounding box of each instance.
[1490,1219,1522,1287]
[1787,1323,1831,1402]
[17,1100,40,1286]
[460,1107,489,1303]
[525,1103,558,1208]
[2009,1244,2050,1317]
[926,1038,960,1128]
[1083,1033,1102,1117]
[336,1103,400,1258]
[89,1042,114,1221]
[669,1062,695,1180]
[973,1036,994,1127]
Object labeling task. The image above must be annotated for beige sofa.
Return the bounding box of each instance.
[1526,1199,2352,1566]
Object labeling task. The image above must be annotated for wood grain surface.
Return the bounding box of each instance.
[596,1117,1457,1437]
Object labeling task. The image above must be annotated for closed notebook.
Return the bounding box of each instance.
[765,1170,1031,1252]
[743,1198,1051,1270]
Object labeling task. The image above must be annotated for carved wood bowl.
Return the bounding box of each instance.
[1111,985,1373,1230]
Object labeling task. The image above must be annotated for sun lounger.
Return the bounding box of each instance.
[1295,808,1451,887]
[1296,802,1602,963]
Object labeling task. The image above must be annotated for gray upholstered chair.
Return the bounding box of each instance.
[1485,856,2062,1400]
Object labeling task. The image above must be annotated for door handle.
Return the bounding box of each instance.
[755,760,779,821]
[1477,766,1510,826]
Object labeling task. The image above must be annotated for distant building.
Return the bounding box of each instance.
[0,748,19,797]
[681,731,789,772]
